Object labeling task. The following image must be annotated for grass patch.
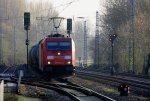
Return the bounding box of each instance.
[4,94,41,101]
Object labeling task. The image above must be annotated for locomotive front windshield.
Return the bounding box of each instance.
[47,42,71,50]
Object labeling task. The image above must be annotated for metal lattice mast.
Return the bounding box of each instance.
[129,0,135,73]
[83,21,87,67]
[94,11,100,67]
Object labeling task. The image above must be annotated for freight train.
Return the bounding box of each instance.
[29,34,75,77]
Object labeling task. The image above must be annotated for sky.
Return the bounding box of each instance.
[51,0,105,34]
[52,0,106,24]
[27,0,105,20]
[26,0,106,34]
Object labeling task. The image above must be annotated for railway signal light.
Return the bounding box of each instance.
[67,19,72,34]
[24,12,30,30]
[109,34,117,75]
[109,34,117,42]
[26,40,29,45]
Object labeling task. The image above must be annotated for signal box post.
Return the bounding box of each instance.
[24,12,30,69]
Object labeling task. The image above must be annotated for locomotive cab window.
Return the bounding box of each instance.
[47,42,71,50]
[47,42,59,50]
[60,42,71,50]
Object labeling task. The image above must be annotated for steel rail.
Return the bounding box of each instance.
[117,72,150,80]
[4,78,115,101]
[76,71,150,89]
[76,71,150,96]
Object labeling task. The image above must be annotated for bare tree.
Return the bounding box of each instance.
[89,0,150,74]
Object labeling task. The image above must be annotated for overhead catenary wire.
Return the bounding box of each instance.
[4,0,79,20]
[57,0,79,16]
[35,0,79,35]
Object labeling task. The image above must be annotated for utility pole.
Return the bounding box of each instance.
[94,11,100,67]
[83,21,87,67]
[129,0,135,73]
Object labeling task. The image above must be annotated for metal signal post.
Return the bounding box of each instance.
[109,34,117,75]
[24,12,30,69]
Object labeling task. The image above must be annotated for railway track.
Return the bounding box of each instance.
[117,72,150,80]
[75,71,150,97]
[1,65,148,100]
[3,78,115,101]
[79,68,150,80]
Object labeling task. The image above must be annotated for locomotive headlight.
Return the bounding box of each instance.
[58,52,61,55]
[67,61,71,64]
[48,61,51,64]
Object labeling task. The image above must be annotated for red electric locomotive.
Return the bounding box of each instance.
[29,34,75,76]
